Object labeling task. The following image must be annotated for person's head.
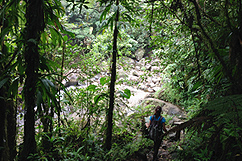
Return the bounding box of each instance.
[154,106,162,116]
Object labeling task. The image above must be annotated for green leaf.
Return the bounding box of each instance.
[94,94,101,104]
[87,84,97,91]
[192,81,203,91]
[123,88,131,99]
[36,91,43,109]
[109,16,114,31]
[100,77,106,86]
[45,79,55,89]
[41,31,48,44]
[0,27,11,43]
[41,79,50,91]
[10,78,18,97]
[100,3,111,22]
[94,93,108,104]
[118,89,131,99]
[62,29,75,38]
[63,35,68,41]
[49,28,57,46]
[0,77,10,89]
[49,27,63,46]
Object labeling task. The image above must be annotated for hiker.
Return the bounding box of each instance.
[146,106,167,161]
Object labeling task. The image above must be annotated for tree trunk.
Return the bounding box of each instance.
[19,0,44,160]
[0,1,16,159]
[7,102,16,161]
[105,0,119,151]
[0,8,10,161]
[0,87,10,161]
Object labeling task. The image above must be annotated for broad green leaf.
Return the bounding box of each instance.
[123,88,131,99]
[118,89,131,99]
[87,84,97,91]
[50,27,57,46]
[63,35,68,41]
[100,77,107,86]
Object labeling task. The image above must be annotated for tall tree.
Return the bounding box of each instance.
[105,0,119,151]
[0,2,11,159]
[0,0,20,160]
[19,0,45,160]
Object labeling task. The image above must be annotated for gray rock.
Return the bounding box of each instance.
[140,98,184,116]
[140,98,166,111]
[162,102,183,116]
[151,66,160,72]
[135,48,145,60]
[145,64,152,70]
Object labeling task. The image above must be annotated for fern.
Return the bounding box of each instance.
[174,95,242,161]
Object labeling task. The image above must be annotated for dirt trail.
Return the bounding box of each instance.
[146,139,177,161]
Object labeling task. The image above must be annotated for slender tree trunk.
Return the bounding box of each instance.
[19,0,44,160]
[105,0,119,151]
[0,1,16,160]
[0,6,10,160]
[0,38,16,161]
[7,101,16,161]
[149,1,154,39]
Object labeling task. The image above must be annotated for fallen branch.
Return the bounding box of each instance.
[162,116,209,138]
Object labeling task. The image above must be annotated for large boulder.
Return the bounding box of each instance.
[140,98,165,112]
[162,101,184,116]
[140,98,184,116]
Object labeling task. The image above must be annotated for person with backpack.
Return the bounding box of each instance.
[146,106,167,161]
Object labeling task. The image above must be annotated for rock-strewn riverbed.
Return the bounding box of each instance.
[63,57,186,123]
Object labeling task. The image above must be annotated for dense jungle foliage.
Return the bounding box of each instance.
[0,0,242,160]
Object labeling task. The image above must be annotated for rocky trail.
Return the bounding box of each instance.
[126,132,185,161]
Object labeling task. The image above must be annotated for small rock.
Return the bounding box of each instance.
[147,88,155,93]
[135,66,141,71]
[145,64,152,70]
[148,82,156,88]
[151,66,160,72]
[129,75,139,82]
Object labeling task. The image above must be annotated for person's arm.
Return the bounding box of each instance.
[146,120,151,129]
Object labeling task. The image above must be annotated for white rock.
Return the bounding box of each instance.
[145,64,152,70]
[129,75,139,82]
[151,66,160,72]
[135,66,141,71]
